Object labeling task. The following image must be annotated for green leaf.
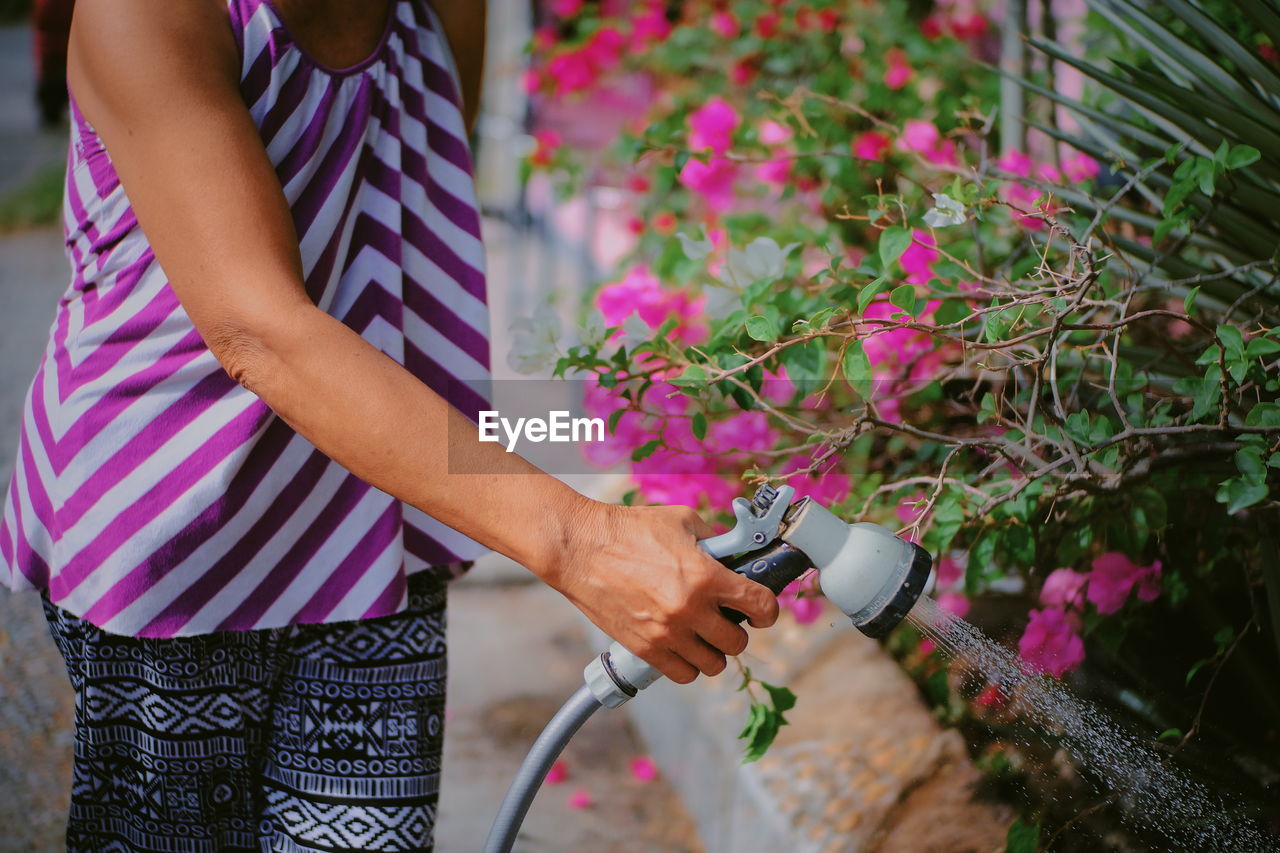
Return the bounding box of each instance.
[691,411,707,441]
[1158,728,1184,742]
[878,226,912,269]
[857,275,888,313]
[1236,447,1267,483]
[841,340,874,399]
[607,407,626,436]
[1225,144,1261,169]
[1246,336,1280,358]
[1217,478,1270,514]
[761,681,797,714]
[889,284,918,316]
[1218,326,1245,359]
[1004,818,1040,853]
[631,439,662,462]
[1183,285,1200,317]
[746,314,780,342]
[670,364,707,387]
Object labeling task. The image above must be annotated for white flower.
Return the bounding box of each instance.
[579,312,607,348]
[722,236,800,287]
[922,192,968,228]
[507,306,562,375]
[676,229,714,261]
[618,313,653,349]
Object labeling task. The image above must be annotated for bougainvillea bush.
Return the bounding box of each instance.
[520,0,1280,840]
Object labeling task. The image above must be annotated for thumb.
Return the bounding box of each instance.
[715,569,779,629]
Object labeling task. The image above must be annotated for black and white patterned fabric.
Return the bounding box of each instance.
[42,571,450,853]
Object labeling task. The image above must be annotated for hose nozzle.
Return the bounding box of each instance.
[781,497,933,637]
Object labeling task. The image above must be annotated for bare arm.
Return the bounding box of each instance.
[66,0,776,682]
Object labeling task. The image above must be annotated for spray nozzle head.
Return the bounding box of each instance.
[780,497,933,638]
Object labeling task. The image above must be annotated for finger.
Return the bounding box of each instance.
[676,631,728,677]
[634,644,699,685]
[674,506,716,540]
[715,571,780,629]
[695,613,750,657]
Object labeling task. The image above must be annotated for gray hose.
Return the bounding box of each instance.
[482,684,603,853]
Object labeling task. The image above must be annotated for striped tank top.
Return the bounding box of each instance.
[0,0,491,636]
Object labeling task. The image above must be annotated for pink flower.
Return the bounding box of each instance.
[707,411,778,461]
[817,8,841,32]
[754,157,791,186]
[629,756,659,782]
[897,121,957,167]
[755,12,781,39]
[566,788,594,809]
[899,120,940,155]
[533,25,558,51]
[731,59,758,86]
[679,156,738,212]
[936,590,970,619]
[710,10,740,39]
[528,129,562,167]
[546,50,596,94]
[1086,553,1162,615]
[520,69,541,94]
[779,572,824,626]
[688,97,740,155]
[759,119,793,146]
[996,150,1033,178]
[779,455,851,507]
[936,554,963,587]
[582,27,626,73]
[631,3,672,47]
[851,130,891,162]
[900,229,938,284]
[595,266,707,345]
[1018,607,1085,677]
[896,493,924,524]
[1063,151,1100,183]
[974,683,1006,707]
[883,48,913,90]
[545,760,569,785]
[1039,568,1087,611]
[919,638,937,656]
[550,0,583,17]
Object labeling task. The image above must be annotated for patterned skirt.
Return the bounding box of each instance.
[42,571,450,853]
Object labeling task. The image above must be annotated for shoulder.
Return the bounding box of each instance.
[69,0,240,120]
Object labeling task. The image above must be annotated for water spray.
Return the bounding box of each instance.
[482,484,933,853]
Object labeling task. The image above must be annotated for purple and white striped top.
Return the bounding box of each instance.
[0,0,491,636]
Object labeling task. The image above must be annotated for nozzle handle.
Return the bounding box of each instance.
[584,539,811,708]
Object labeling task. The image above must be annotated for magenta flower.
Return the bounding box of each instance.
[549,0,583,17]
[936,590,970,619]
[679,156,738,212]
[566,788,594,809]
[545,760,569,785]
[851,130,891,162]
[900,229,939,284]
[688,97,741,155]
[707,411,778,462]
[1063,151,1100,183]
[754,157,791,186]
[1086,553,1162,615]
[779,455,851,507]
[1018,607,1085,677]
[779,573,824,626]
[545,50,596,94]
[936,554,963,587]
[710,10,740,39]
[900,120,940,155]
[1039,567,1088,611]
[758,119,793,146]
[629,756,659,782]
[883,48,913,90]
